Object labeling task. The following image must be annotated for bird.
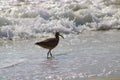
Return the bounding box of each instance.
[35,32,64,58]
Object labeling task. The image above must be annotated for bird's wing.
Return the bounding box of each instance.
[40,38,58,47]
[42,38,55,42]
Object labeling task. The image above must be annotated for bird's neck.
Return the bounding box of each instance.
[56,36,59,40]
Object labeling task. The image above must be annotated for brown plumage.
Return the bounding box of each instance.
[35,32,64,58]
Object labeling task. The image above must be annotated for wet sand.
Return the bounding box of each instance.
[0,30,120,80]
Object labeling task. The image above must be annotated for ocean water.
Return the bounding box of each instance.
[0,31,120,80]
[0,0,120,80]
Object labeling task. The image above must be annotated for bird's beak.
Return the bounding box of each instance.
[59,35,64,39]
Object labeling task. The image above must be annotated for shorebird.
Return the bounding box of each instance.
[35,32,64,58]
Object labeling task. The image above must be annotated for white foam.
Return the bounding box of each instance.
[0,17,12,26]
[0,0,120,40]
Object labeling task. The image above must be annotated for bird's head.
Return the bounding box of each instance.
[55,32,64,39]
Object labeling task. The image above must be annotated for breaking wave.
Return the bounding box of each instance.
[0,0,120,40]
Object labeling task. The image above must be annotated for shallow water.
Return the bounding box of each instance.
[0,30,120,80]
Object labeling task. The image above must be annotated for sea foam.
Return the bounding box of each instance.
[0,0,120,40]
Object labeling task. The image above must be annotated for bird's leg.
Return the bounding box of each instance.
[47,50,50,58]
[49,50,53,57]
